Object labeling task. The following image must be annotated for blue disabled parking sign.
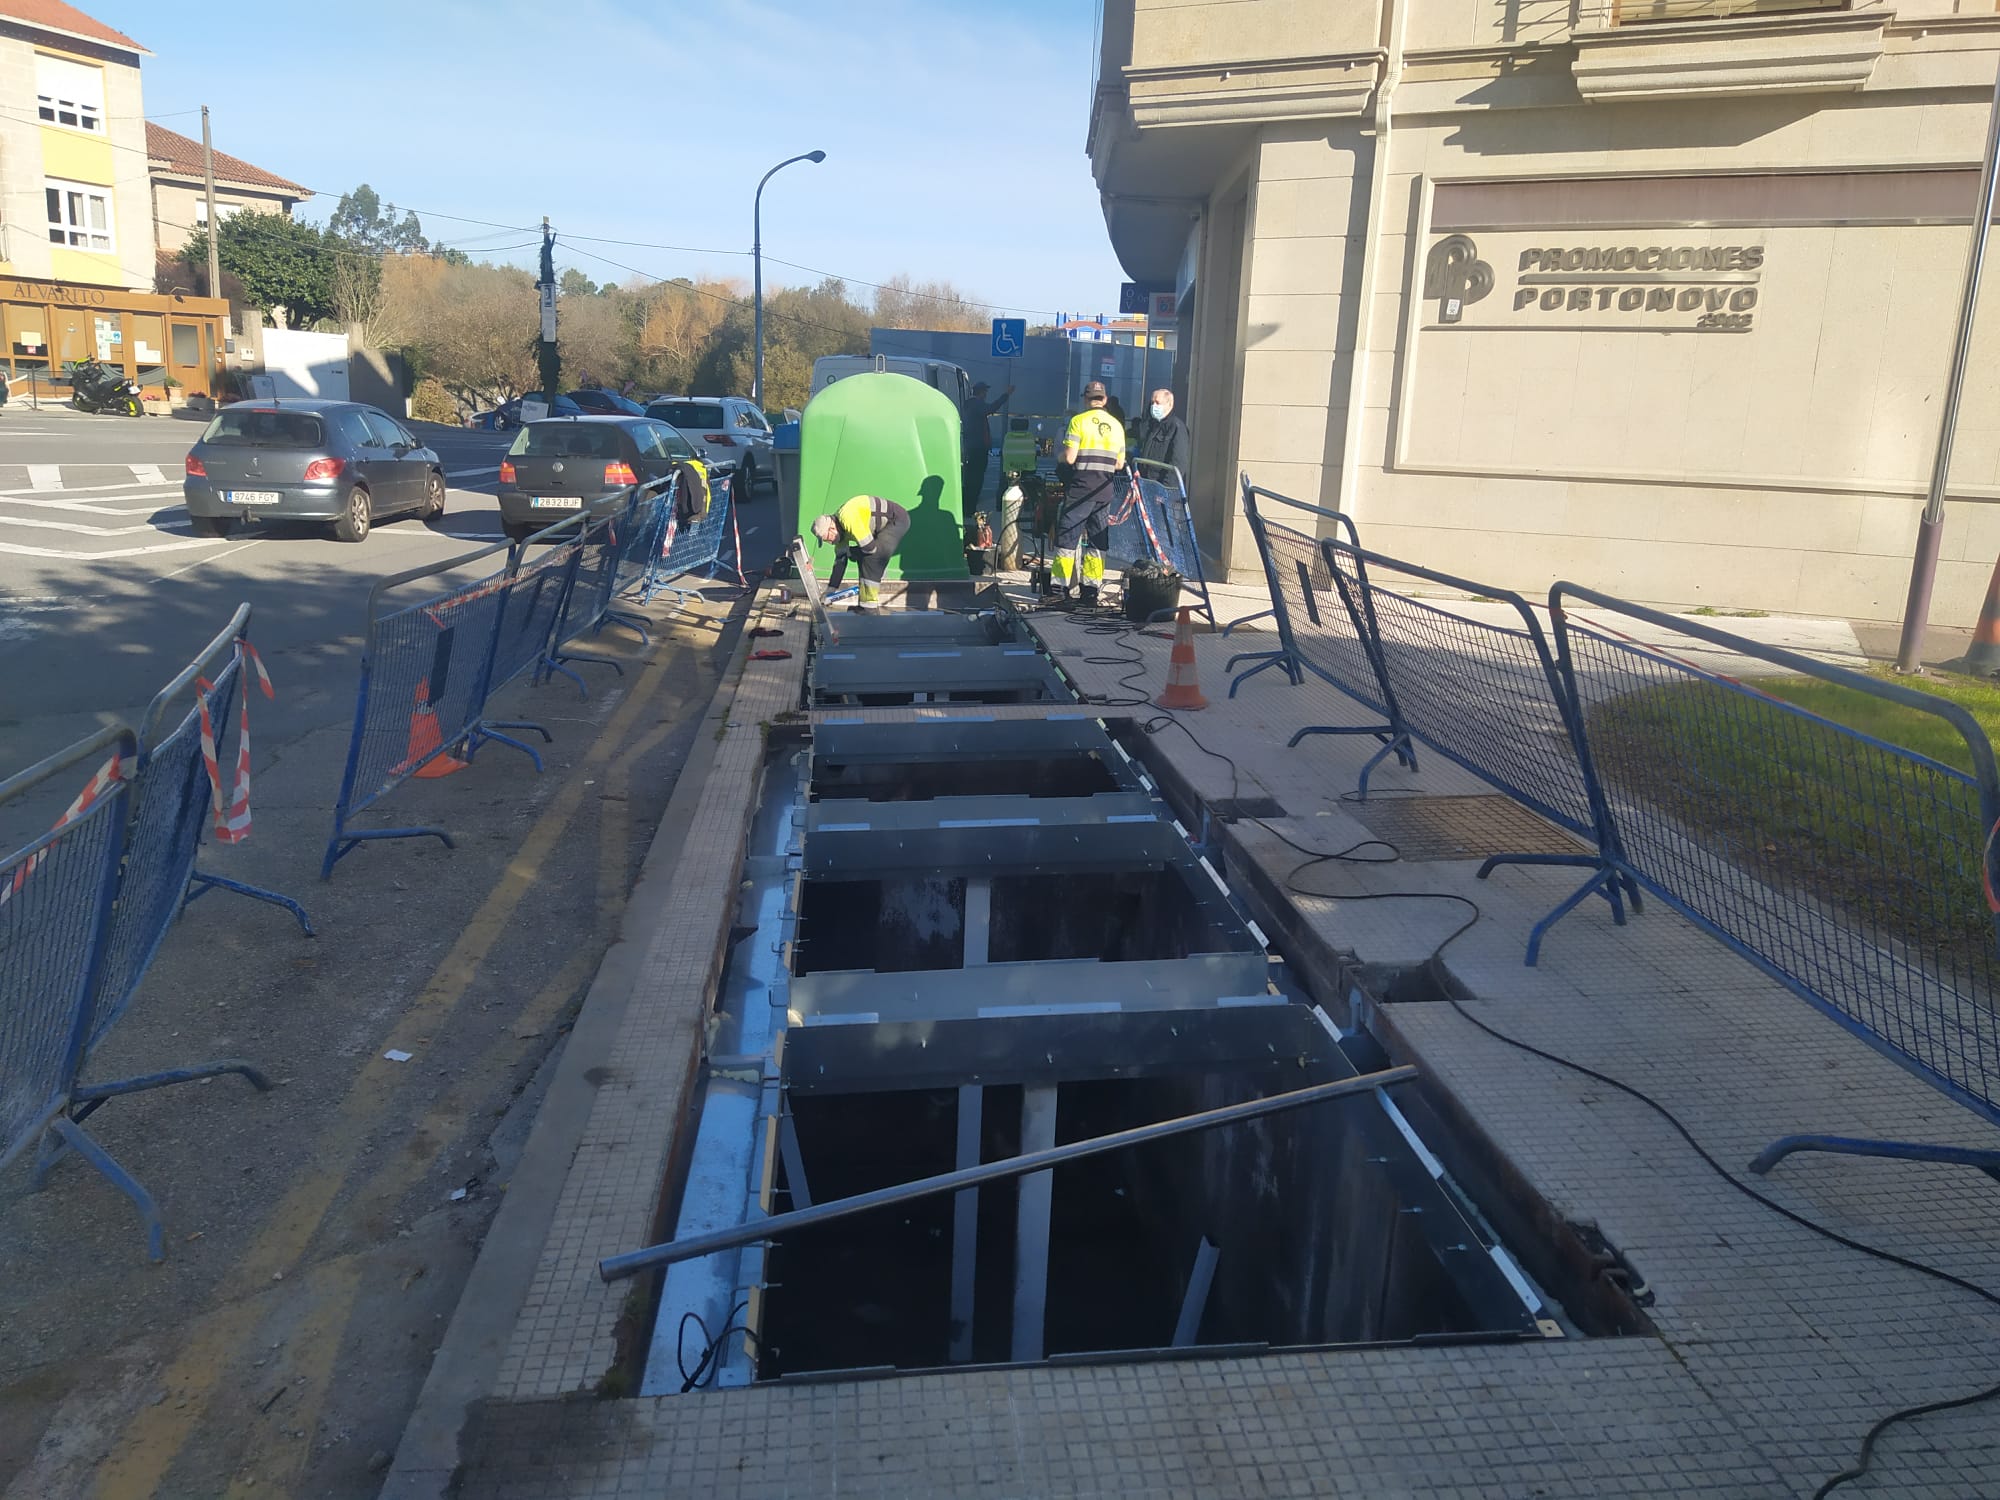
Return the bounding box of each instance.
[990,317,1026,358]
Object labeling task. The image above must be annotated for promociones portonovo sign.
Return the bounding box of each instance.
[1424,234,1766,333]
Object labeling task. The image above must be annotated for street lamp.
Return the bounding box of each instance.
[753,149,827,408]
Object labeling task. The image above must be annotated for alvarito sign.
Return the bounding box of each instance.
[1423,233,1765,333]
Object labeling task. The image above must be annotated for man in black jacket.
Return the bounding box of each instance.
[1138,388,1191,487]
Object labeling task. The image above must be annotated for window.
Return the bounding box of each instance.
[649,401,725,429]
[734,406,769,431]
[508,424,621,458]
[35,55,103,132]
[201,409,327,448]
[46,179,113,251]
[362,411,411,448]
[634,422,696,460]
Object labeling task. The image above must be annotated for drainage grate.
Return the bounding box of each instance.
[1345,794,1587,862]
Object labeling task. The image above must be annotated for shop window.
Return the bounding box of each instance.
[170,323,202,367]
[34,54,103,132]
[46,179,114,251]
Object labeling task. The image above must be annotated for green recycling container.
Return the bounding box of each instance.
[797,372,968,582]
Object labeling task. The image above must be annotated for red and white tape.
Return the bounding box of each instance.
[0,748,124,906]
[196,638,274,846]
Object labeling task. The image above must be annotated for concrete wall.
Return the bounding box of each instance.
[1094,0,2000,624]
[150,178,294,256]
[259,325,349,399]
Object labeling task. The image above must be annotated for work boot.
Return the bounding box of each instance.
[1077,584,1100,609]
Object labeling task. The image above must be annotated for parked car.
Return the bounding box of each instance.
[644,396,774,493]
[496,416,703,542]
[476,392,584,431]
[565,388,648,418]
[183,400,446,543]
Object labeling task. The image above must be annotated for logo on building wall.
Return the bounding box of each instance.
[1422,235,1766,333]
[1422,236,1493,325]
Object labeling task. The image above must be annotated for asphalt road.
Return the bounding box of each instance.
[0,401,781,1498]
[0,403,780,779]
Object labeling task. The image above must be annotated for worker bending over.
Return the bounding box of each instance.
[813,495,911,610]
[1051,380,1125,605]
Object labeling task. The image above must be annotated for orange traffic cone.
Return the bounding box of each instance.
[1156,606,1209,711]
[1968,555,2000,676]
[400,677,468,778]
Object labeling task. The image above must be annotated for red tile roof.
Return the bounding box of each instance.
[146,122,309,197]
[0,1,146,53]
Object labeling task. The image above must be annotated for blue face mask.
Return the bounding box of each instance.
[1149,402,1167,421]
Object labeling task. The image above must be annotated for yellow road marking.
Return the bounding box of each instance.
[92,623,689,1500]
[216,1256,366,1500]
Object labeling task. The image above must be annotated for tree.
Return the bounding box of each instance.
[329,247,384,335]
[181,212,337,328]
[329,184,429,255]
[872,273,991,332]
[559,267,601,299]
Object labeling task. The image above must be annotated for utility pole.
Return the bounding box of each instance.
[536,218,560,399]
[200,105,220,302]
[1895,56,2000,672]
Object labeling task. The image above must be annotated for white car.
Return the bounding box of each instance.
[644,396,774,493]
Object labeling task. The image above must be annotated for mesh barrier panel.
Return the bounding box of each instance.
[553,516,623,653]
[347,563,514,817]
[1556,599,2000,1118]
[655,478,735,586]
[1256,507,1389,716]
[490,540,582,693]
[1330,544,1598,840]
[90,663,238,1051]
[0,737,127,1169]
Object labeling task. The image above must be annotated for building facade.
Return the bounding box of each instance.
[1090,0,2000,625]
[0,4,231,397]
[146,121,307,257]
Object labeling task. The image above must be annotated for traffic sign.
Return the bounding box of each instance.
[991,317,1026,358]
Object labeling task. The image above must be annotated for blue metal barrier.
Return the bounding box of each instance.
[1224,482,1413,787]
[0,727,182,1259]
[643,475,736,605]
[542,512,631,693]
[1134,460,1216,628]
[322,539,549,878]
[135,607,311,938]
[33,631,278,1255]
[1324,540,1635,964]
[1550,584,2000,1177]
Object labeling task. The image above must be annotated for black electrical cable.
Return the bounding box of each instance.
[676,1299,751,1393]
[1126,683,2000,1494]
[1421,933,2000,1497]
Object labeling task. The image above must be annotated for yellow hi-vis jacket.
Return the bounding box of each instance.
[833,495,890,548]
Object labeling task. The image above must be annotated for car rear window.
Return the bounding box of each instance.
[649,401,724,429]
[201,409,326,447]
[508,423,625,459]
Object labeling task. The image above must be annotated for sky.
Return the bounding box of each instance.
[89,0,1131,320]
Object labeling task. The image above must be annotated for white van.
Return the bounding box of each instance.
[810,354,971,408]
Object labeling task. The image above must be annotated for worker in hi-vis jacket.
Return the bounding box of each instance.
[813,494,911,609]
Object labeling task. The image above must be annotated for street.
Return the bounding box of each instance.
[0,402,779,1499]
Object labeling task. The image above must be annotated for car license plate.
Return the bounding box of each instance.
[223,490,281,505]
[530,496,579,509]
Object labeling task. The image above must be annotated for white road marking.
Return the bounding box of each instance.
[27,465,61,491]
[0,495,184,516]
[0,513,189,537]
[0,536,218,560]
[130,464,167,485]
[0,479,185,498]
[159,538,263,580]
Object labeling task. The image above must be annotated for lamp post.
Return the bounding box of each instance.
[753,149,826,408]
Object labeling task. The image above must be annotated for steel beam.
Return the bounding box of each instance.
[805,792,1157,839]
[788,952,1274,1023]
[599,1066,1420,1281]
[812,719,1119,763]
[1012,1085,1059,1363]
[949,1084,983,1362]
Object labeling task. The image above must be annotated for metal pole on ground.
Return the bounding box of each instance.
[751,150,826,407]
[1895,55,2000,673]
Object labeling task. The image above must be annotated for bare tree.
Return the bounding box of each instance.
[871,273,991,332]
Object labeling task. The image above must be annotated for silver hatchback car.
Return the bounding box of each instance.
[183,400,446,543]
[644,396,774,493]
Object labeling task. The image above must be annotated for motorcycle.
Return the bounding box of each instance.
[68,358,145,418]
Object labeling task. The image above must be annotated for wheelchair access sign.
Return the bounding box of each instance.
[990,318,1026,358]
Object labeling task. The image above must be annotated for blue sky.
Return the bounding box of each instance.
[94,0,1130,318]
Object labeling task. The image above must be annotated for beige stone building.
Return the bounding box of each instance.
[1090,0,2000,625]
